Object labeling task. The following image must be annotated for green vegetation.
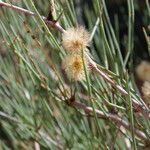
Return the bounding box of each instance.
[0,0,150,149]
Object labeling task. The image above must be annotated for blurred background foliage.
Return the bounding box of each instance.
[0,0,150,150]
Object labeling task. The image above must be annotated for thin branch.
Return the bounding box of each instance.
[71,101,147,141]
[0,1,150,119]
[0,1,65,33]
[87,54,150,119]
[0,103,148,141]
[0,1,35,15]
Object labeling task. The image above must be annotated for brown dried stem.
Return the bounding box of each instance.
[0,1,65,33]
[71,101,147,141]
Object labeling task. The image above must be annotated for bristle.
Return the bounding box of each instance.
[142,81,150,105]
[62,26,90,54]
[62,54,88,81]
[136,61,150,81]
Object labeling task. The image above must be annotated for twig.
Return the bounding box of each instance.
[71,101,148,141]
[0,2,65,33]
[0,1,150,119]
[87,54,150,119]
[0,102,148,141]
